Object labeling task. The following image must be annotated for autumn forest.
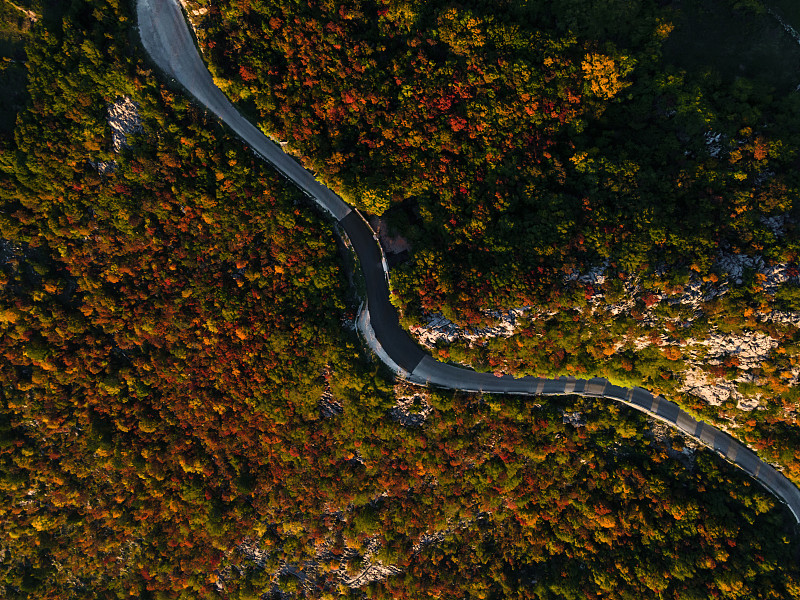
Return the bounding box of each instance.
[2,0,800,598]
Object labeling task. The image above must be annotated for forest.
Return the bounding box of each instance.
[202,0,800,307]
[1,0,800,598]
[199,0,800,491]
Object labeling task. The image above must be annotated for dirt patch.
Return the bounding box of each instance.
[369,215,411,255]
[4,0,38,21]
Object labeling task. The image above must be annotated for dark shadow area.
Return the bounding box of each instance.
[40,0,67,28]
[0,0,34,135]
[663,0,800,92]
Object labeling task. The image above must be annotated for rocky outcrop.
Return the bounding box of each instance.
[408,250,800,413]
[409,307,530,348]
[108,96,143,152]
[92,96,144,174]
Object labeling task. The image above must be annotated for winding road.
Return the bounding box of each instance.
[137,0,800,524]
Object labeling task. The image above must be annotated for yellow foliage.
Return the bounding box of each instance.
[596,513,617,529]
[437,7,485,54]
[359,187,391,215]
[654,19,675,40]
[0,308,19,323]
[382,1,417,33]
[581,53,630,100]
[31,515,54,532]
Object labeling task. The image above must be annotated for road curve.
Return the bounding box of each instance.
[137,0,800,524]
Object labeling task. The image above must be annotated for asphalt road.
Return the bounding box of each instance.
[136,0,800,525]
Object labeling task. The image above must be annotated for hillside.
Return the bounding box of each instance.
[1,0,800,599]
